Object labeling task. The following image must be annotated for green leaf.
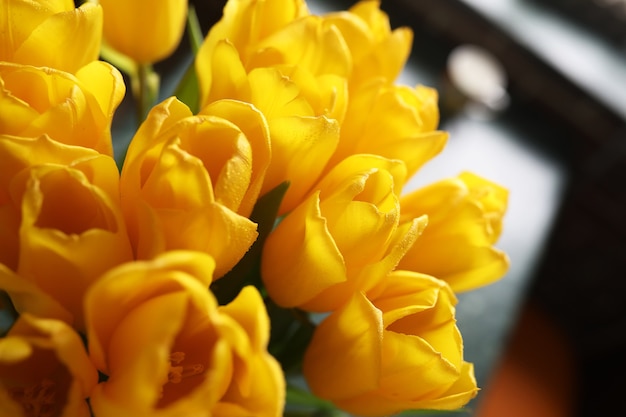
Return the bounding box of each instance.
[285,385,348,417]
[210,182,289,305]
[174,62,200,113]
[133,63,159,123]
[0,291,17,337]
[267,304,315,374]
[173,5,204,113]
[186,5,204,54]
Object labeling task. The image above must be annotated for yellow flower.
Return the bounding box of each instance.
[397,172,509,292]
[84,251,285,417]
[197,37,342,213]
[324,0,413,87]
[196,0,309,98]
[0,61,125,156]
[303,271,478,416]
[202,18,351,123]
[120,97,269,278]
[0,313,98,417]
[261,154,426,312]
[0,0,103,73]
[0,135,133,328]
[327,80,447,178]
[96,0,187,64]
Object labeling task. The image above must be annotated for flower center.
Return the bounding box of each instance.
[167,351,204,384]
[8,379,56,417]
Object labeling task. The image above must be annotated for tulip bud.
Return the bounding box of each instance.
[97,0,188,63]
[120,97,271,278]
[261,154,426,312]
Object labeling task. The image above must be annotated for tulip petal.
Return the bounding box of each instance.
[206,40,248,103]
[0,77,40,135]
[106,291,189,409]
[0,263,73,324]
[75,61,125,124]
[201,99,271,217]
[254,16,352,77]
[13,3,103,73]
[398,173,509,292]
[304,292,382,400]
[263,115,339,212]
[262,191,346,307]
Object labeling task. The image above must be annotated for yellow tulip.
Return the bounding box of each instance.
[397,172,509,292]
[324,0,413,87]
[327,80,447,178]
[0,135,121,270]
[97,0,187,64]
[202,18,351,123]
[120,97,270,277]
[0,61,125,156]
[303,271,478,416]
[197,38,342,213]
[0,135,133,328]
[0,0,103,73]
[0,313,98,417]
[261,154,426,312]
[84,252,285,417]
[196,0,309,98]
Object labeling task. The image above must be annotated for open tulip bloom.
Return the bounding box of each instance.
[0,0,509,416]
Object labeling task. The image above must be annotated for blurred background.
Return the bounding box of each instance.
[156,0,626,415]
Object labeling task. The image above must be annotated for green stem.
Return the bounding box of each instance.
[135,63,156,123]
[285,385,349,416]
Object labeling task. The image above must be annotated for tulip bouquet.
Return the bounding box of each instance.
[0,0,509,416]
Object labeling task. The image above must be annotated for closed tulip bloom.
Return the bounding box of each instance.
[303,271,478,416]
[0,62,125,156]
[97,0,187,63]
[0,0,103,73]
[196,0,309,100]
[198,38,342,213]
[261,154,426,312]
[397,172,509,292]
[84,252,285,417]
[120,97,270,277]
[324,0,413,87]
[0,313,98,417]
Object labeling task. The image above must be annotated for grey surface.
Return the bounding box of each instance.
[402,109,567,415]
